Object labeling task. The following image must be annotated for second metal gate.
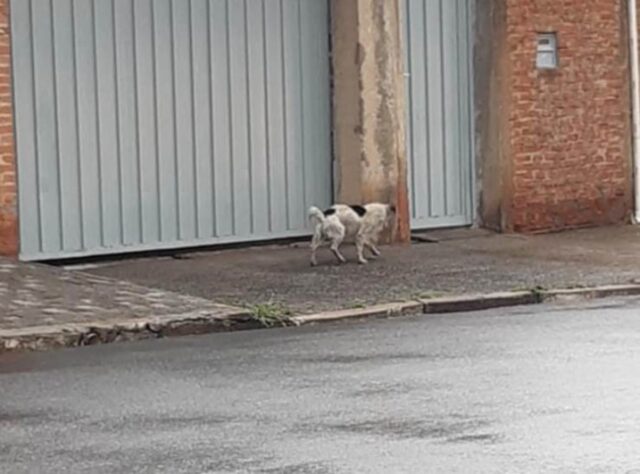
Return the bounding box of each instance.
[403,0,474,229]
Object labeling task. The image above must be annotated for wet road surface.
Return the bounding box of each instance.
[2,297,640,473]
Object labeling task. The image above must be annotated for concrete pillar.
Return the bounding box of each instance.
[331,0,411,243]
[474,0,512,232]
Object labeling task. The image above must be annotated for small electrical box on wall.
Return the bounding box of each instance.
[536,33,558,69]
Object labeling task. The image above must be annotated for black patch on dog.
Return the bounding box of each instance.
[390,205,397,213]
[323,208,337,217]
[350,205,367,217]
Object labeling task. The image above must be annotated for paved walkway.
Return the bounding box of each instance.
[3,225,640,337]
[0,259,240,332]
[86,225,640,313]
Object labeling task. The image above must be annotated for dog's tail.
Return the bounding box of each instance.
[308,206,325,228]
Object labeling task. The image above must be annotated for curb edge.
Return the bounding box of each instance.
[3,284,640,353]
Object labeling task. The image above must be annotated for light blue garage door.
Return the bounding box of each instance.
[12,0,332,260]
[403,0,474,229]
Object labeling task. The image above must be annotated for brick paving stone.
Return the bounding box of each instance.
[0,259,239,331]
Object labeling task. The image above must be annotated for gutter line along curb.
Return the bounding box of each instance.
[288,291,539,326]
[291,284,640,325]
[0,309,255,353]
[3,284,640,353]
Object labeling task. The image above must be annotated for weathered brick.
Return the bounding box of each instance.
[0,0,16,256]
[504,0,632,232]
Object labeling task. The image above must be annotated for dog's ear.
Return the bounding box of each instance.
[389,204,397,214]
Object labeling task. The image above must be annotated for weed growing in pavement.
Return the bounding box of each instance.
[415,291,447,300]
[247,301,292,328]
[348,300,368,309]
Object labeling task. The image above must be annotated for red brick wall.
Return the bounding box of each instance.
[0,0,16,255]
[505,0,633,232]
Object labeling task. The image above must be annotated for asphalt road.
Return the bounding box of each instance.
[2,298,640,473]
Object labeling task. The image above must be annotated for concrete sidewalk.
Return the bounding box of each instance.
[3,224,640,351]
[85,225,640,314]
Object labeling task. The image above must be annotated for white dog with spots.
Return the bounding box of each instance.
[308,203,396,266]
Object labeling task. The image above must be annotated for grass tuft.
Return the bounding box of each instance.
[246,301,292,328]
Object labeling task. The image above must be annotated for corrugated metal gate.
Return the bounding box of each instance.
[12,0,332,260]
[402,0,474,229]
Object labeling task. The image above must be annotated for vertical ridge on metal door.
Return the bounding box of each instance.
[12,0,332,260]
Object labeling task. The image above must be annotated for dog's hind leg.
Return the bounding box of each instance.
[310,232,322,266]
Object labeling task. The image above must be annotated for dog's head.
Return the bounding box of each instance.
[386,204,397,227]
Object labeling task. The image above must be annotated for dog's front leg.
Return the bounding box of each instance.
[365,241,381,258]
[355,236,368,264]
[330,241,347,264]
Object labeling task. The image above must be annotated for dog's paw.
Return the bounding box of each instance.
[358,259,368,265]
